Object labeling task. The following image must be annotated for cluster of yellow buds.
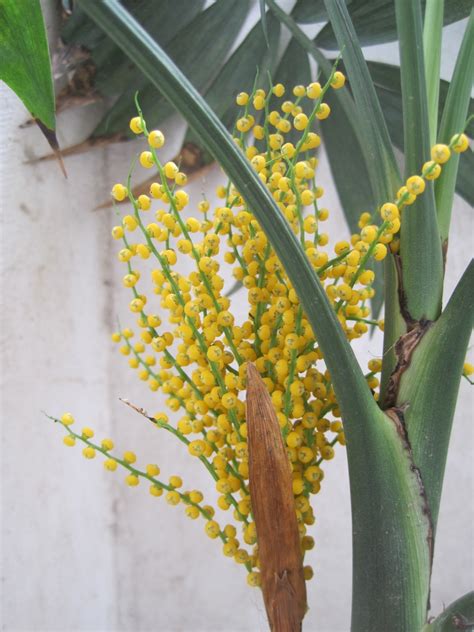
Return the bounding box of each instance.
[50,67,470,589]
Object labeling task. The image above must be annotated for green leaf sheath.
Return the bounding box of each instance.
[435,10,474,242]
[348,407,431,632]
[423,0,444,146]
[76,0,375,427]
[379,255,406,405]
[0,0,55,129]
[395,0,444,322]
[316,0,472,49]
[396,260,474,529]
[424,591,474,632]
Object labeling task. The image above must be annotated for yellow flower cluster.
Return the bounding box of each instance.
[51,69,470,589]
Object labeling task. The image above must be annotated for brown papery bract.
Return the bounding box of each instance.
[246,362,307,632]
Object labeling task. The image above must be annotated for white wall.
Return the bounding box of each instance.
[1,5,472,631]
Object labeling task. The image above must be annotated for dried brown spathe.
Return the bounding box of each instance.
[246,363,307,632]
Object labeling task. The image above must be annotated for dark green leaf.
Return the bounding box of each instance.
[0,0,55,129]
[61,3,107,48]
[92,0,250,138]
[395,0,443,321]
[317,0,472,50]
[367,61,474,137]
[322,106,385,321]
[456,150,474,207]
[317,56,384,319]
[321,86,377,233]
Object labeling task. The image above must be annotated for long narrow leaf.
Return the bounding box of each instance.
[435,10,474,242]
[258,0,270,47]
[347,405,432,631]
[93,0,205,97]
[395,0,444,322]
[0,0,55,129]
[395,260,474,528]
[76,0,375,425]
